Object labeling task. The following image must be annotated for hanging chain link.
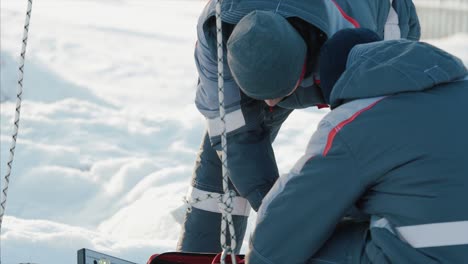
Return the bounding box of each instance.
[0,1,33,262]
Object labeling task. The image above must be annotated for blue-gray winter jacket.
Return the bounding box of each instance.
[247,40,468,264]
[194,0,420,211]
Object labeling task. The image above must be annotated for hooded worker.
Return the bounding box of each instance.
[178,0,421,253]
[247,28,468,264]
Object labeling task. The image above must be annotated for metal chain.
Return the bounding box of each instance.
[0,0,33,262]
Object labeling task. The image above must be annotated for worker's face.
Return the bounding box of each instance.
[264,64,306,107]
[264,84,300,107]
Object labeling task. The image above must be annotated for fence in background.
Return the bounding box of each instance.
[414,0,468,39]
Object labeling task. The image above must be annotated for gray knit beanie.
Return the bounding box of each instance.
[227,11,307,100]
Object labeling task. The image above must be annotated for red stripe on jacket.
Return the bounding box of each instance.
[331,0,361,28]
[323,99,384,156]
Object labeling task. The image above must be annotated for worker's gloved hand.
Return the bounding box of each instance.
[277,85,326,109]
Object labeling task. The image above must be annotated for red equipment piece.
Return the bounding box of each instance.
[147,252,245,264]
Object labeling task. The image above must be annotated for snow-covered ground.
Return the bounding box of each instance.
[1,1,467,263]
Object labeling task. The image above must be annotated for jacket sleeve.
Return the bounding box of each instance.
[406,0,421,40]
[277,81,326,109]
[394,0,421,40]
[194,24,243,119]
[246,120,369,264]
[194,21,280,211]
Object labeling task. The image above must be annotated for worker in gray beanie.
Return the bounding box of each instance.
[178,0,421,254]
[227,11,307,103]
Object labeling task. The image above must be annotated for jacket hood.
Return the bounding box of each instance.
[330,40,467,108]
[200,0,356,42]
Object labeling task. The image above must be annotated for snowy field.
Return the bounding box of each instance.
[1,1,467,263]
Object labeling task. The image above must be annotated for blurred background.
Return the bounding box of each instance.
[1,1,467,264]
[415,0,468,38]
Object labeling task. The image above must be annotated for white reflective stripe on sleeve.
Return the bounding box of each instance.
[384,0,401,40]
[290,121,331,175]
[371,217,468,248]
[207,109,246,137]
[187,187,251,216]
[396,221,468,248]
[371,216,397,235]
